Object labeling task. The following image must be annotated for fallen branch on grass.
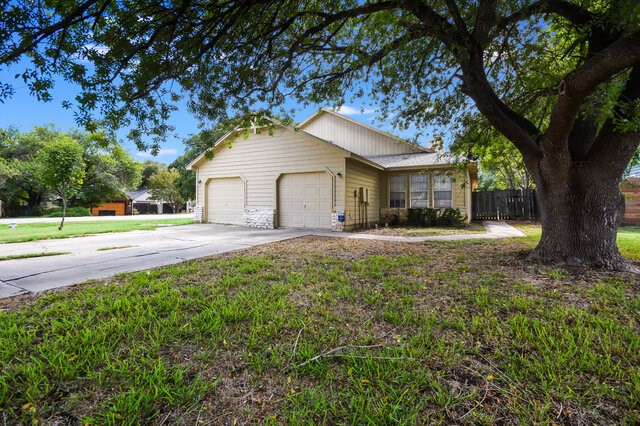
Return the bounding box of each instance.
[292,344,415,369]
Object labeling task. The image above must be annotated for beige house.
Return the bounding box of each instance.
[187,108,477,230]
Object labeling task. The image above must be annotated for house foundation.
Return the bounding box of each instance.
[243,208,276,229]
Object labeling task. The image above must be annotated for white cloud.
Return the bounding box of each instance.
[73,44,110,62]
[84,44,110,55]
[336,105,375,116]
[135,148,178,158]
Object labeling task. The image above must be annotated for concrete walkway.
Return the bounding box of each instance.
[0,221,523,299]
[339,220,525,242]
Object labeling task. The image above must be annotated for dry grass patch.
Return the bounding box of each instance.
[0,236,638,424]
[356,223,486,237]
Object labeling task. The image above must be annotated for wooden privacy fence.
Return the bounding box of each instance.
[472,189,539,221]
[621,178,640,225]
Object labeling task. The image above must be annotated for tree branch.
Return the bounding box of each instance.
[403,0,461,47]
[586,66,640,173]
[544,30,640,153]
[496,0,595,33]
[460,55,542,161]
[1,0,106,64]
[472,0,498,47]
[443,0,469,36]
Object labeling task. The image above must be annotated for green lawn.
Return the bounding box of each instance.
[0,219,194,244]
[0,252,70,262]
[619,227,640,260]
[511,222,640,261]
[0,234,637,424]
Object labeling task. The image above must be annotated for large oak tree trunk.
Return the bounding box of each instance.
[528,159,632,271]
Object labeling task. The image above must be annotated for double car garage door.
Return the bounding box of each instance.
[206,172,331,228]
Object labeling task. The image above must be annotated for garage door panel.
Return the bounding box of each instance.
[278,172,331,229]
[207,177,244,225]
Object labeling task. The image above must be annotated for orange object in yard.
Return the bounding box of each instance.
[90,198,132,216]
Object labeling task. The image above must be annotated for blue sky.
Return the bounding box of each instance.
[0,64,432,165]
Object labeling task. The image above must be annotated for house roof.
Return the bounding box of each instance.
[365,151,468,169]
[185,116,384,171]
[186,110,467,172]
[126,188,156,202]
[299,108,428,150]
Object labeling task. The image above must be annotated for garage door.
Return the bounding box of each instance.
[207,177,244,225]
[278,172,332,228]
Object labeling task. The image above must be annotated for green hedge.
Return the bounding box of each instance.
[43,206,92,217]
[406,208,466,228]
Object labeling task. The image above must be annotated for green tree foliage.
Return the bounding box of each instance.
[148,168,184,214]
[0,157,17,217]
[459,115,532,190]
[76,141,142,207]
[140,160,168,189]
[0,127,53,215]
[626,147,640,176]
[38,136,85,230]
[1,1,640,268]
[0,126,142,216]
[170,124,235,201]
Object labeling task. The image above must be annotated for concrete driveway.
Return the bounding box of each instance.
[0,221,523,299]
[0,224,324,299]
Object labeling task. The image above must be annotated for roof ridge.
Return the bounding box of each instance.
[299,107,430,152]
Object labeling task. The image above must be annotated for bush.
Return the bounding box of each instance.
[405,208,466,228]
[438,208,466,228]
[44,206,92,217]
[387,211,401,227]
[27,206,49,217]
[406,208,423,226]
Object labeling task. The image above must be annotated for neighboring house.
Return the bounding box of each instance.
[91,197,133,216]
[187,108,477,230]
[629,164,640,178]
[126,189,174,214]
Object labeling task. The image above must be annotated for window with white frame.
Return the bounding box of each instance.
[410,174,429,208]
[434,175,453,208]
[389,175,406,208]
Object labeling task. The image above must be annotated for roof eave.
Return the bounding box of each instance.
[187,118,357,169]
[186,128,237,170]
[186,119,283,170]
[348,154,385,170]
[381,161,471,171]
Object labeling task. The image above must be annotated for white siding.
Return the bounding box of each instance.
[345,159,380,228]
[195,127,346,218]
[301,112,416,156]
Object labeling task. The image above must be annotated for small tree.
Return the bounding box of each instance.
[140,160,168,189]
[38,136,85,230]
[76,142,143,208]
[148,168,184,214]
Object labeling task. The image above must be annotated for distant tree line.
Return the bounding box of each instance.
[0,125,142,220]
[0,123,231,224]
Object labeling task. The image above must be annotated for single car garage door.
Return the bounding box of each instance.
[207,177,244,225]
[278,172,332,228]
